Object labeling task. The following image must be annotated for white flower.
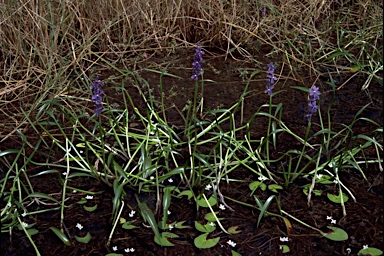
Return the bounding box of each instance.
[129,210,136,217]
[333,179,339,184]
[130,248,135,252]
[76,223,83,230]
[258,176,267,181]
[21,212,27,217]
[346,248,351,254]
[73,190,77,193]
[363,245,368,249]
[326,216,333,220]
[209,222,216,226]
[112,246,118,251]
[219,204,226,210]
[62,172,67,176]
[279,237,289,242]
[205,184,212,190]
[168,178,173,183]
[227,240,236,247]
[150,176,155,180]
[169,225,174,230]
[167,210,171,215]
[125,248,130,252]
[316,174,323,179]
[85,195,93,200]
[331,219,336,224]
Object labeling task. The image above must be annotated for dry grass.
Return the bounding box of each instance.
[0,0,382,140]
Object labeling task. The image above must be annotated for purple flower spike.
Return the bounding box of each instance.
[264,62,277,96]
[191,43,204,81]
[91,76,104,116]
[306,85,321,120]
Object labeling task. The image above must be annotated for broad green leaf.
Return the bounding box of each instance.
[26,228,39,236]
[232,250,242,256]
[327,192,349,203]
[154,232,179,246]
[174,221,190,229]
[204,212,223,222]
[279,245,290,253]
[194,233,220,249]
[316,175,334,184]
[75,232,92,243]
[249,181,266,193]
[177,190,193,199]
[197,195,217,207]
[77,198,87,204]
[122,220,137,230]
[321,226,348,241]
[268,184,283,193]
[83,204,98,212]
[228,226,241,234]
[195,221,216,233]
[50,227,71,246]
[358,247,383,256]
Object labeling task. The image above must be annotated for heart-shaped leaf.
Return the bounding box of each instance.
[358,247,383,256]
[327,192,349,203]
[154,232,179,246]
[321,226,348,241]
[75,232,92,243]
[194,233,220,249]
[197,195,217,207]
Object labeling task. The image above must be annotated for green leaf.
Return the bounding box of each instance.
[26,228,39,236]
[228,226,241,234]
[174,221,190,229]
[204,212,224,222]
[83,204,98,212]
[279,245,290,253]
[137,198,162,245]
[358,247,383,256]
[249,181,266,193]
[75,232,92,243]
[77,198,87,204]
[177,190,193,199]
[194,233,220,249]
[268,184,283,193]
[321,226,348,241]
[154,232,179,246]
[50,227,71,246]
[197,195,217,207]
[256,195,275,228]
[316,175,334,184]
[327,192,349,203]
[232,250,242,256]
[122,220,138,230]
[195,221,216,233]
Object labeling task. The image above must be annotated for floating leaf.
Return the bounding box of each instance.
[75,232,92,243]
[358,247,383,256]
[50,227,71,246]
[83,204,98,212]
[197,195,217,207]
[321,226,348,241]
[194,233,220,249]
[154,232,179,246]
[279,245,290,253]
[327,192,349,204]
[228,226,241,234]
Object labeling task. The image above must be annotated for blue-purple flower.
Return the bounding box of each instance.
[305,85,320,120]
[264,62,277,96]
[191,43,204,81]
[91,76,104,116]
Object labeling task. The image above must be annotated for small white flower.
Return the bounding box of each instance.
[167,210,171,215]
[169,224,174,230]
[112,246,118,251]
[76,223,83,230]
[168,178,173,183]
[21,222,28,227]
[227,240,236,247]
[85,195,93,200]
[333,179,339,184]
[125,248,130,252]
[326,216,333,220]
[279,237,289,242]
[21,212,27,217]
[205,184,212,190]
[130,248,135,252]
[73,190,77,193]
[129,210,136,218]
[219,204,226,210]
[316,174,323,179]
[331,219,336,224]
[209,222,216,226]
[279,246,283,250]
[258,176,267,181]
[363,245,368,249]
[62,172,67,176]
[150,176,155,180]
[346,248,351,254]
